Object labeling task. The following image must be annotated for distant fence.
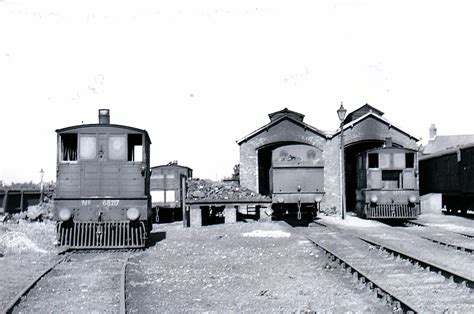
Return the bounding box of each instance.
[0,189,46,214]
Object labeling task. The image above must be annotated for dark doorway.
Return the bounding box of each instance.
[344,140,385,212]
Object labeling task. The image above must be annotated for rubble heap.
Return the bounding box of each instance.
[186,179,270,201]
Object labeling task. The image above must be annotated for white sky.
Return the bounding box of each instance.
[1,0,474,184]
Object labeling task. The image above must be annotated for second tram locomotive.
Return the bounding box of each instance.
[54,109,152,248]
[270,144,324,219]
[355,145,420,219]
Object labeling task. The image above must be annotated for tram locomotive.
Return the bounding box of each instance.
[270,144,324,219]
[151,161,193,222]
[355,145,420,219]
[54,109,152,248]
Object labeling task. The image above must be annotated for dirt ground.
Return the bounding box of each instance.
[4,214,470,312]
[127,221,390,312]
[0,220,59,310]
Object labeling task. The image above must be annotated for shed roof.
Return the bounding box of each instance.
[268,108,305,122]
[330,110,420,141]
[237,108,327,144]
[343,104,384,124]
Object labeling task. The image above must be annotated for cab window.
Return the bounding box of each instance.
[61,133,78,161]
[406,153,415,168]
[128,134,143,162]
[79,136,97,160]
[109,136,127,160]
[368,153,378,168]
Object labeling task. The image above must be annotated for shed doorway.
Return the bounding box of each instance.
[344,140,385,212]
[257,141,307,196]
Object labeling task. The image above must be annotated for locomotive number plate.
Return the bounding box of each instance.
[102,200,120,206]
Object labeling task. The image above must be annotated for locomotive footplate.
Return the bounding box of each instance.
[365,203,421,219]
[56,221,147,249]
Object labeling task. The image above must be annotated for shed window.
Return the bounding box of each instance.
[61,134,77,161]
[79,136,97,160]
[406,153,415,168]
[109,136,127,160]
[128,134,143,162]
[368,153,378,168]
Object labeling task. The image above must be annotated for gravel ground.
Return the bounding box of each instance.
[127,221,390,312]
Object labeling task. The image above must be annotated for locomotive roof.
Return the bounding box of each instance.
[360,146,418,155]
[151,164,192,171]
[55,123,151,143]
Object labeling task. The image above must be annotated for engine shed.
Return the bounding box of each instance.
[237,105,420,215]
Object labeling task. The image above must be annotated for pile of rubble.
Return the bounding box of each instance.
[186,179,270,201]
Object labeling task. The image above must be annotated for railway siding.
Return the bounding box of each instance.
[303,224,474,313]
[10,252,132,313]
[400,226,474,252]
[319,216,474,281]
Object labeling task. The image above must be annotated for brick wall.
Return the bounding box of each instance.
[238,115,419,214]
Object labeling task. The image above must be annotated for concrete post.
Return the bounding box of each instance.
[259,206,272,222]
[224,205,237,224]
[190,205,202,227]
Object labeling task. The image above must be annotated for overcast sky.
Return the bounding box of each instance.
[1,0,474,184]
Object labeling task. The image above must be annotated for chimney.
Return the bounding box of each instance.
[429,124,437,140]
[98,109,110,124]
[385,137,393,147]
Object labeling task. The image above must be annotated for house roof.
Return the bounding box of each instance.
[421,134,474,156]
[237,108,328,144]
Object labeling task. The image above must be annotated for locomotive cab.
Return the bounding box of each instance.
[54,109,152,248]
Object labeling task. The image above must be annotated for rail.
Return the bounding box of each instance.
[2,253,72,314]
[281,222,418,313]
[359,237,473,289]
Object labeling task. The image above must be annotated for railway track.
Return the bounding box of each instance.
[405,221,474,239]
[2,250,134,314]
[378,221,474,254]
[289,222,473,313]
